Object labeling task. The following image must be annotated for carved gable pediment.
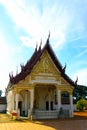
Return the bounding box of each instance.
[31,50,60,76]
[61,78,68,85]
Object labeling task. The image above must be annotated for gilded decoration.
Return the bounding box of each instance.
[6,37,76,119]
[61,78,68,84]
[31,50,60,76]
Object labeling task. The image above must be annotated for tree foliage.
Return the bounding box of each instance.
[76,98,87,111]
[73,85,87,103]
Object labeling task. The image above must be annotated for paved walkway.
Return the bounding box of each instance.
[1,119,87,130]
[0,114,87,130]
[0,122,55,130]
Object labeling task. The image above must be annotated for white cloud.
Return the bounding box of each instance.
[0,0,73,49]
[0,33,12,94]
[72,68,87,86]
[0,0,87,94]
[77,49,87,57]
[20,36,36,48]
[76,45,87,57]
[0,32,22,95]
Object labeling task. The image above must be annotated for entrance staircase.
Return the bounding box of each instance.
[32,110,58,119]
[32,109,70,119]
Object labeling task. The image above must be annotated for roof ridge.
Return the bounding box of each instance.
[9,35,76,87]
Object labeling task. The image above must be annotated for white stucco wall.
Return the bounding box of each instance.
[6,90,14,112]
[0,104,6,112]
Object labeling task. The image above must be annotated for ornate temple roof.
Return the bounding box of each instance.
[9,35,77,87]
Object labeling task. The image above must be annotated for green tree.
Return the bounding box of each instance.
[73,85,87,103]
[76,98,87,111]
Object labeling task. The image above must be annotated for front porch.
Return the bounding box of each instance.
[8,83,73,119]
[18,108,70,119]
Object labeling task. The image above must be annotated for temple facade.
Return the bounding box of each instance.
[6,36,77,119]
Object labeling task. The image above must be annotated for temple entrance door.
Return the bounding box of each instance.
[18,101,22,116]
[46,101,49,110]
[46,101,53,110]
[51,101,53,110]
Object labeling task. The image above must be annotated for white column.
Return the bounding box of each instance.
[12,93,15,110]
[16,93,19,112]
[49,101,50,111]
[30,89,34,110]
[70,94,73,117]
[58,90,61,110]
[49,93,50,111]
[25,91,28,115]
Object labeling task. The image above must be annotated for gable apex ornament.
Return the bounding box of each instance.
[8,34,76,87]
[62,63,67,73]
[35,43,38,52]
[75,76,78,85]
[39,39,42,51]
[48,31,50,39]
[46,31,50,44]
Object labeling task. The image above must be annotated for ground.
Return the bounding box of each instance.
[0,112,87,130]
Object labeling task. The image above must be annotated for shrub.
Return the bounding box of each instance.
[76,98,87,111]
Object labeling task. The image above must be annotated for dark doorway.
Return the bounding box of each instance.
[18,101,22,116]
[46,101,49,110]
[46,101,54,110]
[51,101,53,110]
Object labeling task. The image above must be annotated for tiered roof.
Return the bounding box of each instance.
[9,36,77,87]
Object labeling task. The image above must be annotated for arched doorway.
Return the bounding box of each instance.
[61,91,70,104]
[18,90,30,117]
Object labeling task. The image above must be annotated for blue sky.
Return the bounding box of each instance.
[0,0,87,95]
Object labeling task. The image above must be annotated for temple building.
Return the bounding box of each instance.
[6,36,77,119]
